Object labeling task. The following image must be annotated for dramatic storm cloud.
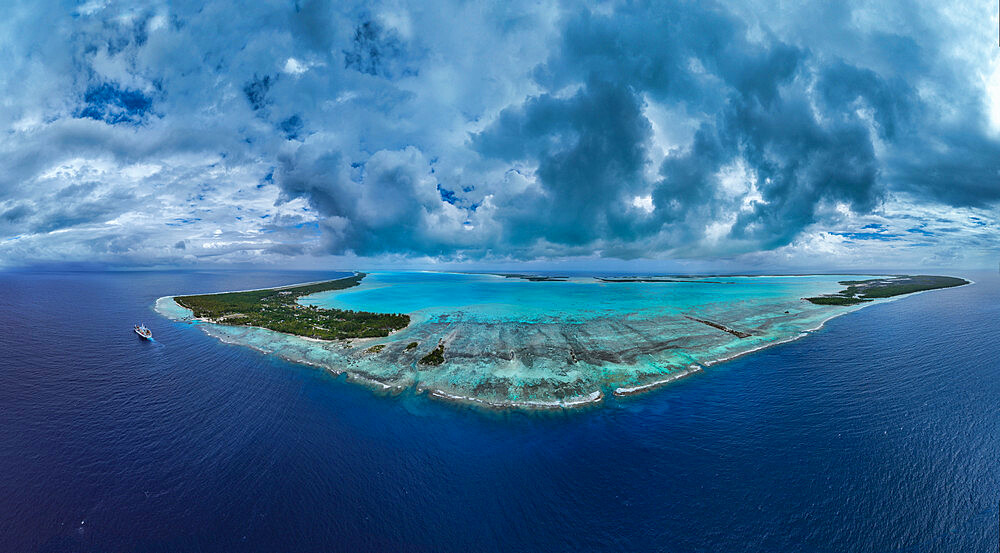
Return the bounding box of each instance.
[0,0,997,269]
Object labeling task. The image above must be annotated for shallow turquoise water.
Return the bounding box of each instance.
[301,272,868,322]
[157,271,893,408]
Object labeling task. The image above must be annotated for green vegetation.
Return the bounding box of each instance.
[853,275,967,298]
[805,275,967,306]
[365,344,386,354]
[419,343,445,365]
[405,342,419,351]
[174,273,410,340]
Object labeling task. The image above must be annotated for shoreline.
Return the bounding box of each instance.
[618,276,975,393]
[171,272,410,343]
[424,388,604,410]
[154,274,973,412]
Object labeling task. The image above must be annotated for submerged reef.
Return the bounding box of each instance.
[157,272,969,411]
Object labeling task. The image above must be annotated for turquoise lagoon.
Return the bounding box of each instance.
[156,271,889,409]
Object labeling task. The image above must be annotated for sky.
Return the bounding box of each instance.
[0,0,998,272]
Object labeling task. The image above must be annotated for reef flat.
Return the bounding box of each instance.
[156,272,968,410]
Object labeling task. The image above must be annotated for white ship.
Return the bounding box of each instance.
[134,323,152,340]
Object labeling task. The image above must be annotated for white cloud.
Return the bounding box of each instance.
[631,195,654,213]
[0,0,995,270]
[282,57,310,75]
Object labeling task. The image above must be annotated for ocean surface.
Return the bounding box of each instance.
[1,269,997,551]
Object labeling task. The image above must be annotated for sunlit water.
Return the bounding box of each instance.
[159,271,894,407]
[1,270,996,552]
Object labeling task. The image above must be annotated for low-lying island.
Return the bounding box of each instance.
[157,271,969,411]
[805,275,968,305]
[174,273,410,340]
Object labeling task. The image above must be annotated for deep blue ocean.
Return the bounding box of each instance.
[1,269,997,552]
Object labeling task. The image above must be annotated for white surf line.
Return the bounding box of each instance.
[426,388,605,410]
[693,278,974,370]
[156,296,369,351]
[157,274,974,408]
[614,365,704,396]
[615,279,974,397]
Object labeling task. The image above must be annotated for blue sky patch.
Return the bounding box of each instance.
[831,232,902,241]
[76,83,153,125]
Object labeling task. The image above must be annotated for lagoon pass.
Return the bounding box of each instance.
[156,271,898,409]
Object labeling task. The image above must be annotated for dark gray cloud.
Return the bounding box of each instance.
[473,77,652,248]
[344,19,414,78]
[243,74,276,112]
[891,132,1000,207]
[0,0,995,269]
[471,2,890,254]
